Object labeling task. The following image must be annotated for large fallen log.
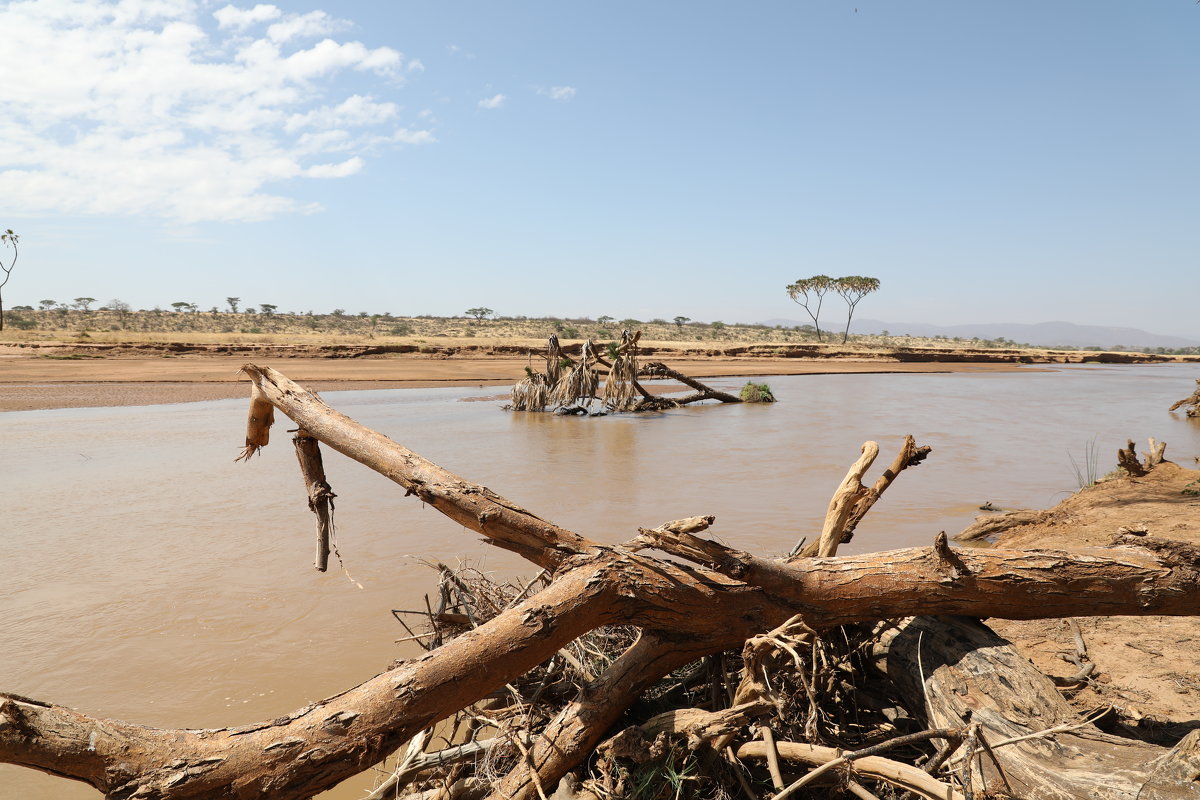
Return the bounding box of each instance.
[875,616,1200,800]
[5,364,1200,800]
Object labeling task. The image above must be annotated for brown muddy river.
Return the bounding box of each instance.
[4,364,1200,798]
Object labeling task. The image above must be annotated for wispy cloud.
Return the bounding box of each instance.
[539,86,577,102]
[478,93,506,110]
[0,0,432,223]
[214,3,280,31]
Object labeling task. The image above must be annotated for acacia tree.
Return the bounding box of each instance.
[834,275,880,343]
[227,297,240,314]
[465,307,493,320]
[785,274,835,342]
[0,229,19,331]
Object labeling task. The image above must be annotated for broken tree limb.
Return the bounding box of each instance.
[1169,379,1200,417]
[1117,437,1167,477]
[242,364,598,570]
[954,509,1049,542]
[292,428,336,571]
[637,526,1200,624]
[816,440,879,557]
[793,436,930,558]
[638,361,744,405]
[737,740,964,800]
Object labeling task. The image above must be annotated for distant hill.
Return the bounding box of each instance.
[756,318,1199,350]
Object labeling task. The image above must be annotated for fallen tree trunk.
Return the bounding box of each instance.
[875,616,1200,799]
[6,364,1200,800]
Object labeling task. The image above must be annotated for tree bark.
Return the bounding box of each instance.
[874,616,1200,800]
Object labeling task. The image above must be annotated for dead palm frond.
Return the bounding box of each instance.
[602,330,641,411]
[510,371,551,412]
[550,342,599,408]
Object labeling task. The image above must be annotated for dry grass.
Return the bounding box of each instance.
[0,308,1056,352]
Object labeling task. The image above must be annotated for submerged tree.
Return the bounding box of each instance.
[785,274,835,342]
[834,275,880,343]
[0,229,19,331]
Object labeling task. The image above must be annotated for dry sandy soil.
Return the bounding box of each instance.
[963,462,1200,743]
[1,336,1190,412]
[0,341,1044,412]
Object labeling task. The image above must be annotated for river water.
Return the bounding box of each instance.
[3,364,1199,799]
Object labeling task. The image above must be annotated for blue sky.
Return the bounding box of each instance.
[1,1,1197,336]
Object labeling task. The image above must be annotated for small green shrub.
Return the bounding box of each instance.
[739,381,776,403]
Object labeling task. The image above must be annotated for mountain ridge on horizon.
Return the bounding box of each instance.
[755,318,1200,350]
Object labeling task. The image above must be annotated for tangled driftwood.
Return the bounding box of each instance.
[4,365,1200,799]
[509,332,754,414]
[1170,379,1200,418]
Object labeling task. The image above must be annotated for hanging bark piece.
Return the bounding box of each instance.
[7,365,1200,800]
[1169,378,1200,417]
[235,380,275,461]
[292,428,337,571]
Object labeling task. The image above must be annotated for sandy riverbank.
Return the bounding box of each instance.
[0,350,1032,412]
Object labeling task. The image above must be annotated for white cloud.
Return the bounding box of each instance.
[407,58,425,73]
[390,128,436,145]
[478,93,505,110]
[0,0,428,223]
[266,9,345,44]
[285,95,399,132]
[213,3,280,30]
[540,86,576,101]
[305,157,363,178]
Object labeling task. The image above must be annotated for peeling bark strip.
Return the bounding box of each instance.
[235,381,275,461]
[6,364,1200,799]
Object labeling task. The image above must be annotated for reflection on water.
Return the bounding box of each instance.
[3,364,1199,799]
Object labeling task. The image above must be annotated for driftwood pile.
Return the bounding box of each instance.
[4,365,1200,800]
[509,332,765,414]
[1170,379,1200,418]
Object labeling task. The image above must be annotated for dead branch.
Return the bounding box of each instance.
[292,428,336,571]
[737,740,964,800]
[638,361,744,405]
[1168,378,1200,417]
[954,509,1048,542]
[793,435,930,558]
[1117,437,1168,477]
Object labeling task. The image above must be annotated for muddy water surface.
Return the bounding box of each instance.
[4,364,1200,799]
